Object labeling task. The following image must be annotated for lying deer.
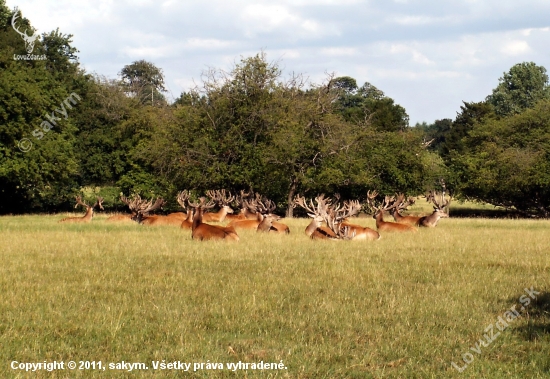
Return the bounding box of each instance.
[189,197,239,241]
[294,194,356,240]
[418,190,451,227]
[366,191,417,232]
[389,193,422,226]
[59,196,104,223]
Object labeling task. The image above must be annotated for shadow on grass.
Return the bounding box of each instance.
[513,292,550,341]
[450,207,525,219]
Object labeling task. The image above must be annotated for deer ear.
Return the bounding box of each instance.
[307,213,316,218]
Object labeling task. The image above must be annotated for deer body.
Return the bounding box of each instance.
[390,210,422,226]
[340,222,380,240]
[180,209,194,230]
[418,209,448,227]
[228,213,263,230]
[374,211,417,232]
[201,205,234,223]
[191,199,239,241]
[256,214,281,233]
[140,213,186,226]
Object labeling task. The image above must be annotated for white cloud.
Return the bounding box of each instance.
[501,40,531,56]
[5,0,550,124]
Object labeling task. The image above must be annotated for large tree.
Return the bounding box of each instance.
[119,60,167,106]
[454,100,550,217]
[0,3,82,213]
[486,62,550,117]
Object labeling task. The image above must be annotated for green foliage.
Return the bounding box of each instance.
[119,60,167,106]
[0,6,81,213]
[333,78,409,132]
[486,62,550,117]
[455,100,550,216]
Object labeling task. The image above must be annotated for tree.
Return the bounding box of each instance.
[119,60,167,106]
[486,62,550,117]
[333,78,409,132]
[454,100,550,217]
[0,4,81,213]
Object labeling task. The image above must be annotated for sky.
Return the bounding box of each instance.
[6,0,550,125]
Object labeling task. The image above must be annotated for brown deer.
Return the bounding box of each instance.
[134,196,190,226]
[338,200,381,240]
[418,190,451,227]
[257,214,282,233]
[224,190,258,221]
[366,191,417,233]
[389,193,423,226]
[252,197,290,233]
[128,196,167,225]
[189,197,239,241]
[176,190,195,230]
[201,190,235,222]
[59,196,104,223]
[294,195,356,240]
[255,196,290,234]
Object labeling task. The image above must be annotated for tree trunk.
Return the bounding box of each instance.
[285,178,298,218]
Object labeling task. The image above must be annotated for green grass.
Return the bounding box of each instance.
[1,213,549,378]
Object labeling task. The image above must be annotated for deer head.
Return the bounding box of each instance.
[12,10,40,54]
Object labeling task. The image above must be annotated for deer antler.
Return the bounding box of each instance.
[393,193,415,212]
[188,197,215,210]
[74,196,89,209]
[94,197,104,210]
[176,190,190,209]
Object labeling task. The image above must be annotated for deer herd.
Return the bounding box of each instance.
[58,188,452,241]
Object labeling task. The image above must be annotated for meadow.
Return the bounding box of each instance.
[1,207,549,378]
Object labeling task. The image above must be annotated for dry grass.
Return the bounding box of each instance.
[1,212,549,378]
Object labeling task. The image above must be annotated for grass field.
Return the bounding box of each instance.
[1,209,549,378]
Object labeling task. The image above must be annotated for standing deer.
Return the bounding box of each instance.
[59,196,104,223]
[418,190,451,227]
[389,193,423,226]
[366,191,417,232]
[189,197,239,241]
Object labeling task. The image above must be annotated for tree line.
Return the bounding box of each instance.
[1,2,549,217]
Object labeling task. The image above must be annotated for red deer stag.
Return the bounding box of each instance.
[224,191,258,222]
[176,190,194,230]
[366,191,417,232]
[189,197,239,241]
[418,190,451,227]
[59,196,104,223]
[389,193,423,226]
[201,190,235,222]
[339,200,380,240]
[129,196,167,225]
[294,195,355,240]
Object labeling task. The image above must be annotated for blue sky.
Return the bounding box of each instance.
[7,0,550,124]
